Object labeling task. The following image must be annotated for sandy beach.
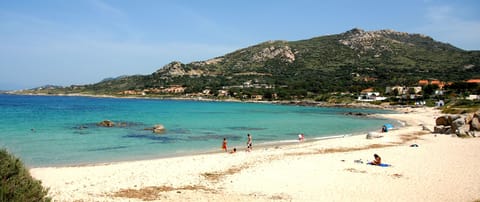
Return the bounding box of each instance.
[30,107,480,202]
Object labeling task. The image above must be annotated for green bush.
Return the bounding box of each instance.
[0,149,50,202]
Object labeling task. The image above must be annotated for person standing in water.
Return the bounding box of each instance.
[222,138,228,152]
[246,133,253,152]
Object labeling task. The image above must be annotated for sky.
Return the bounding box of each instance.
[1,0,479,90]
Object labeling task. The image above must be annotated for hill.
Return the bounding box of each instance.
[20,28,480,99]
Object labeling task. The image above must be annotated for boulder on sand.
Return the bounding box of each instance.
[98,120,115,127]
[471,117,480,131]
[435,116,449,126]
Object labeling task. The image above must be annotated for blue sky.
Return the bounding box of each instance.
[1,0,479,90]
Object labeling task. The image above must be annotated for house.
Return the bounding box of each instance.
[467,95,480,100]
[217,90,229,97]
[386,86,422,95]
[118,90,139,95]
[358,89,387,102]
[202,89,211,95]
[418,79,446,89]
[466,79,480,84]
[251,94,263,100]
[409,87,422,94]
[418,80,429,85]
[385,86,406,95]
[162,85,185,94]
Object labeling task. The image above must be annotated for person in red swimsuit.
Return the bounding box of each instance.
[222,138,228,152]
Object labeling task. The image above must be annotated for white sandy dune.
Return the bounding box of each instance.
[30,107,480,202]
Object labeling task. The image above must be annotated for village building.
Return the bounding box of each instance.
[466,79,480,84]
[251,94,263,100]
[385,86,422,95]
[161,85,186,94]
[217,90,229,97]
[467,94,480,100]
[357,88,387,102]
[418,79,446,89]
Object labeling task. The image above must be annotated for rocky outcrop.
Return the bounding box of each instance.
[435,116,449,126]
[153,124,166,134]
[98,120,115,127]
[338,28,433,55]
[471,112,480,131]
[434,111,480,137]
[155,61,205,77]
[252,44,296,63]
[345,112,371,116]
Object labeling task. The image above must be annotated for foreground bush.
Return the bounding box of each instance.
[0,149,50,202]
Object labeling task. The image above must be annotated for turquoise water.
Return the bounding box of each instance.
[0,94,393,167]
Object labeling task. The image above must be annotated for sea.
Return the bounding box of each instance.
[0,94,395,167]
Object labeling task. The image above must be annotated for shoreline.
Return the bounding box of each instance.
[28,128,389,169]
[3,92,404,110]
[3,93,399,169]
[29,106,480,202]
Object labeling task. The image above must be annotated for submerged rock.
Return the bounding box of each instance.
[98,120,115,127]
[345,112,370,116]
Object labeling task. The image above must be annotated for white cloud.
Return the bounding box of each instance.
[417,5,480,50]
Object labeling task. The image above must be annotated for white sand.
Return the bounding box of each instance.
[30,107,480,202]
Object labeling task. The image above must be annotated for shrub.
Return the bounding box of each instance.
[0,149,50,202]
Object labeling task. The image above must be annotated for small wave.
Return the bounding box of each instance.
[122,133,178,143]
[227,126,267,131]
[86,146,128,152]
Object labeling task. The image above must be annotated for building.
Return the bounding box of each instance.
[217,90,229,97]
[162,85,186,94]
[418,79,446,89]
[466,79,480,84]
[385,86,422,95]
[467,95,480,100]
[358,88,387,102]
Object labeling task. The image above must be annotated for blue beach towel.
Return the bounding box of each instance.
[367,162,391,167]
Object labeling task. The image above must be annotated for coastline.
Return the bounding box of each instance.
[30,106,480,201]
[3,92,400,110]
[3,93,396,168]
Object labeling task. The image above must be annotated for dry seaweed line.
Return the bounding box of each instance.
[344,168,367,173]
[111,185,215,201]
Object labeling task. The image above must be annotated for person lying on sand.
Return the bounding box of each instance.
[369,154,381,165]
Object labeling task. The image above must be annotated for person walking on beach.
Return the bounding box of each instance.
[222,138,228,152]
[246,133,253,152]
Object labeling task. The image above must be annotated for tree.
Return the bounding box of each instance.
[0,149,51,202]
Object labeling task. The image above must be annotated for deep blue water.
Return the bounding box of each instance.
[0,94,394,167]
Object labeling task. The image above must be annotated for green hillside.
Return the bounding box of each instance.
[21,28,480,99]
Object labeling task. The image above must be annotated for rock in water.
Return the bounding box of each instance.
[98,120,115,127]
[153,124,166,134]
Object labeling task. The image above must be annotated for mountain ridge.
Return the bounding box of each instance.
[18,28,480,99]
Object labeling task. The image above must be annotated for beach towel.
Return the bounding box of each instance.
[367,162,391,167]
